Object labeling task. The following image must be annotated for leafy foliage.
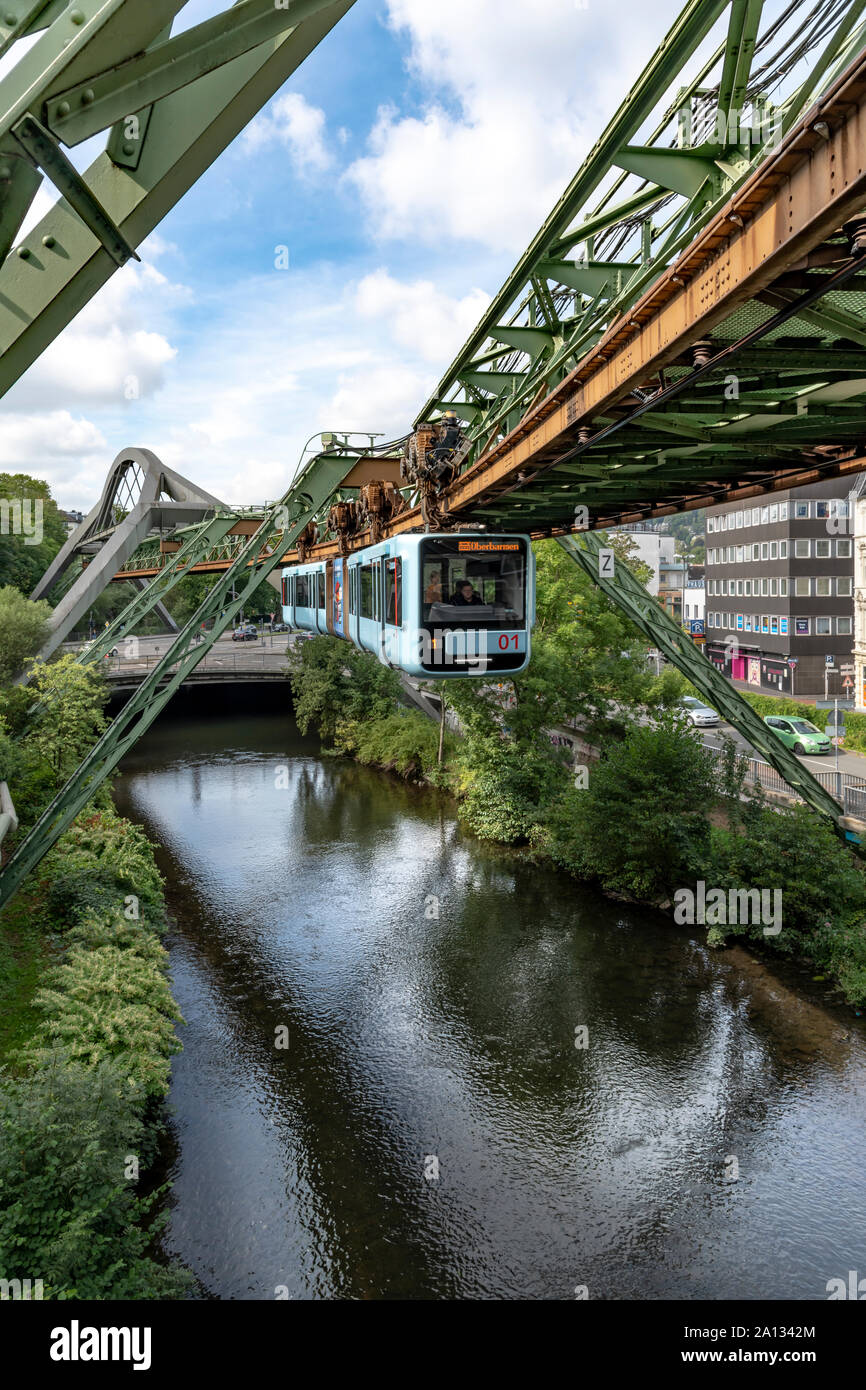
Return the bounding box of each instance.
[544,714,718,900]
[0,1055,191,1299]
[0,473,67,596]
[0,586,51,684]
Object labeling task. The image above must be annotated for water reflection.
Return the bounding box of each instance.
[114,698,866,1301]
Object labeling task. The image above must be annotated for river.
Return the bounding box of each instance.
[113,687,866,1301]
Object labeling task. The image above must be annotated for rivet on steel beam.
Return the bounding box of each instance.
[81,89,95,105]
[16,246,31,259]
[4,13,16,25]
[812,121,830,140]
[42,235,56,249]
[69,8,85,24]
[56,100,70,117]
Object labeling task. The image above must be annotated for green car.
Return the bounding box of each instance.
[763,714,831,755]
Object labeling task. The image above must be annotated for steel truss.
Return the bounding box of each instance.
[0,450,349,912]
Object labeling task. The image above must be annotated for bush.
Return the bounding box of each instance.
[0,1055,191,1299]
[545,716,718,900]
[338,709,448,781]
[40,809,165,930]
[707,802,866,1003]
[458,736,567,844]
[0,586,50,684]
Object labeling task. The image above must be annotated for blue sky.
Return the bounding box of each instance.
[1,0,690,510]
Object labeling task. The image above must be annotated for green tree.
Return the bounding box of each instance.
[0,586,51,683]
[288,635,401,742]
[0,473,67,595]
[545,713,718,900]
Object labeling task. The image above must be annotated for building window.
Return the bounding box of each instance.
[761,616,769,633]
[752,507,760,525]
[781,618,788,634]
[815,500,830,519]
[794,577,811,596]
[761,578,769,596]
[837,617,853,635]
[770,577,778,596]
[736,579,743,595]
[761,506,769,524]
[760,542,768,560]
[816,617,831,636]
[837,539,853,558]
[779,540,788,559]
[770,504,778,523]
[794,539,810,558]
[815,539,831,559]
[736,546,744,563]
[815,577,831,597]
[779,578,788,597]
[794,501,810,519]
[752,543,760,561]
[771,616,779,634]
[795,617,810,635]
[744,579,752,596]
[837,576,853,597]
[769,541,777,559]
[736,511,743,528]
[745,615,752,631]
[780,502,788,521]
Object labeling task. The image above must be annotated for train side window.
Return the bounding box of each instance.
[296,574,309,606]
[386,558,402,627]
[360,565,374,619]
[281,576,288,606]
[318,572,325,609]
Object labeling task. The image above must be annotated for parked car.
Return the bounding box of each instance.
[764,714,831,755]
[232,625,258,642]
[272,622,289,633]
[678,695,719,728]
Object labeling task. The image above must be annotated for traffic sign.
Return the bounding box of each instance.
[843,676,854,690]
[841,663,855,675]
[825,654,835,665]
[787,658,798,668]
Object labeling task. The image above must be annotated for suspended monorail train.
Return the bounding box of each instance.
[281,533,534,678]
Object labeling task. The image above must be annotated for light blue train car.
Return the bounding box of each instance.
[281,532,534,678]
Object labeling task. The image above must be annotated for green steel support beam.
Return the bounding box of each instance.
[558,532,846,831]
[44,0,339,146]
[75,513,238,667]
[0,0,355,398]
[0,451,349,913]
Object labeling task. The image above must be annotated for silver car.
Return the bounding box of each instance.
[678,696,719,727]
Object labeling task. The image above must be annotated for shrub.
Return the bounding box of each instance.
[545,716,718,900]
[338,709,447,781]
[0,1054,191,1299]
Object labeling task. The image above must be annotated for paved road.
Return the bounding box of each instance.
[700,719,866,780]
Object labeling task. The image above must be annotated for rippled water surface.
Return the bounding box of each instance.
[114,692,866,1300]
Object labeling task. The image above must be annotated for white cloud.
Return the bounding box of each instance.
[354,269,490,363]
[6,256,187,413]
[347,0,685,253]
[242,92,333,174]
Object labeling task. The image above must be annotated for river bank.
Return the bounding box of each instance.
[111,689,866,1299]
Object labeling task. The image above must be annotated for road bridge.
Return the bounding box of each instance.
[6,0,866,908]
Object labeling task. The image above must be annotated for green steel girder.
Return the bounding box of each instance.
[0,450,350,913]
[43,0,338,147]
[415,0,866,481]
[0,0,356,398]
[557,532,846,830]
[75,514,238,667]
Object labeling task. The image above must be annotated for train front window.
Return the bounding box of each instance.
[421,538,526,627]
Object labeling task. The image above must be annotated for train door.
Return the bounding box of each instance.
[325,559,335,635]
[382,554,402,667]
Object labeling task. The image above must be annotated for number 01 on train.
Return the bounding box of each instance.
[281,533,535,678]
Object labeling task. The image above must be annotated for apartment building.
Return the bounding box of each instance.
[704,478,854,699]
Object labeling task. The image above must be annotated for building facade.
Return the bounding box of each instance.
[704,479,854,699]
